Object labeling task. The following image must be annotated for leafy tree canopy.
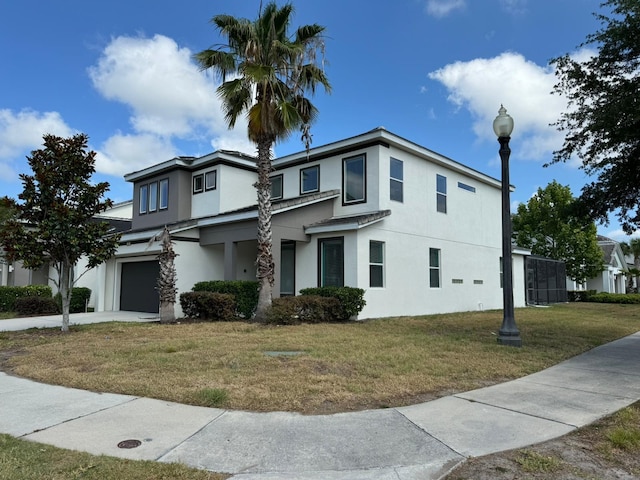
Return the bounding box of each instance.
[512,181,604,283]
[0,134,120,331]
[550,0,640,233]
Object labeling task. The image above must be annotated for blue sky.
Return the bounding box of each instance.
[1,0,631,239]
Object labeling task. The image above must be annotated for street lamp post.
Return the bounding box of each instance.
[493,105,522,347]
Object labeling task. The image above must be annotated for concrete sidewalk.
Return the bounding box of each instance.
[0,325,639,479]
[0,310,159,332]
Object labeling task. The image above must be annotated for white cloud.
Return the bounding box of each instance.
[428,51,569,162]
[96,133,178,176]
[0,109,74,160]
[87,34,256,176]
[500,0,528,14]
[603,229,640,242]
[425,0,466,18]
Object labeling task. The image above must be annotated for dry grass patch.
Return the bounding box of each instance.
[1,303,639,414]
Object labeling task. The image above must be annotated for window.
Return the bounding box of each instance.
[271,174,283,200]
[458,181,476,193]
[390,157,403,202]
[139,184,148,214]
[301,166,319,194]
[319,237,344,287]
[343,154,366,204]
[436,175,447,213]
[429,248,441,288]
[369,241,384,288]
[159,179,169,210]
[205,171,217,191]
[193,174,204,194]
[148,182,158,212]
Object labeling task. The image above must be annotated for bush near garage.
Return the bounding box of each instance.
[15,296,60,316]
[179,291,236,321]
[54,287,92,313]
[0,285,52,312]
[299,286,366,320]
[266,295,344,325]
[192,281,258,319]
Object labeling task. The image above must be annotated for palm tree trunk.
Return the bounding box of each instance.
[254,137,274,323]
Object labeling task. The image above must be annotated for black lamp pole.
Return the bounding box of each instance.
[494,106,522,347]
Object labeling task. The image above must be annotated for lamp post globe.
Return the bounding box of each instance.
[494,105,522,347]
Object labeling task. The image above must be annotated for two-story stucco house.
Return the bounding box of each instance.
[88,127,528,319]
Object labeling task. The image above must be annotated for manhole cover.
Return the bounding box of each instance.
[117,439,142,449]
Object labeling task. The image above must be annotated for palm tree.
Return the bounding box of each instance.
[194,2,330,322]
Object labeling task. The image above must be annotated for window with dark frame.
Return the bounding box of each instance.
[458,181,476,193]
[369,240,384,288]
[429,248,441,288]
[318,237,344,287]
[436,174,447,213]
[390,157,403,202]
[159,179,169,210]
[271,174,283,200]
[148,181,158,212]
[193,174,204,194]
[139,184,148,214]
[343,154,366,204]
[301,165,319,194]
[205,171,217,191]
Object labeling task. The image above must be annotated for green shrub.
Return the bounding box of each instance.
[54,287,92,313]
[587,293,640,304]
[299,286,366,320]
[192,281,258,319]
[15,296,60,316]
[266,295,344,325]
[567,290,597,302]
[180,291,236,321]
[0,285,52,312]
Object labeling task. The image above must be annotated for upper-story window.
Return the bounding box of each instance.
[343,154,366,204]
[390,157,403,202]
[148,182,158,212]
[159,179,169,210]
[139,184,148,214]
[193,174,204,194]
[205,171,217,191]
[300,165,319,194]
[436,174,447,213]
[271,174,283,200]
[458,181,476,193]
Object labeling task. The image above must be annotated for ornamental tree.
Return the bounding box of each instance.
[0,134,120,332]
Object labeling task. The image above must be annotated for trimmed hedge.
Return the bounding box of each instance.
[0,285,52,312]
[15,296,60,316]
[299,286,366,320]
[266,295,343,325]
[54,287,92,313]
[586,293,640,304]
[567,290,597,302]
[180,291,236,321]
[192,281,259,319]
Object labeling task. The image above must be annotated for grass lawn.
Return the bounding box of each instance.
[1,302,640,414]
[0,311,17,320]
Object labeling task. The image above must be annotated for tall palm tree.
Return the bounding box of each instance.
[194,2,330,322]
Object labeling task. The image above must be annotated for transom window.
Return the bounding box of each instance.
[343,154,366,204]
[301,165,319,194]
[436,174,447,213]
[429,248,441,288]
[458,181,476,193]
[390,157,403,202]
[369,240,384,288]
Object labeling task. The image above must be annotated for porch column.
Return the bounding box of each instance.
[224,241,237,281]
[96,263,106,312]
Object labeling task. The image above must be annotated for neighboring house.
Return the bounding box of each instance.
[87,127,530,319]
[568,236,627,294]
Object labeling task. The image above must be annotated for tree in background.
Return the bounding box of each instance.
[550,0,640,233]
[194,2,331,322]
[0,134,120,332]
[512,181,603,284]
[620,238,640,292]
